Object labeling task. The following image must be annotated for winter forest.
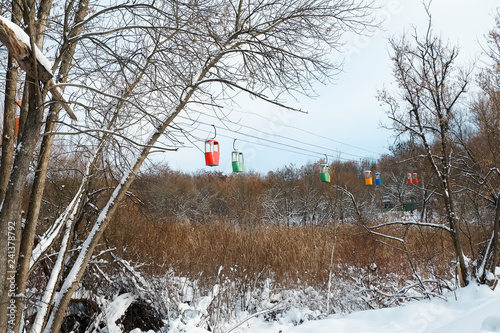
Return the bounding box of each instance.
[0,0,499,332]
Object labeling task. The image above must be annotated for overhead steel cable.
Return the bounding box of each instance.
[172,119,356,162]
[228,107,381,155]
[213,131,324,160]
[176,113,367,160]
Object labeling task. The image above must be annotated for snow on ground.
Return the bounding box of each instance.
[100,277,500,333]
[220,284,500,333]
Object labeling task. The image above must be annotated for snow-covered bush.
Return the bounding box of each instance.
[52,256,456,333]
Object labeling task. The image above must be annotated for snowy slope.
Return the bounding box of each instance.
[223,285,500,333]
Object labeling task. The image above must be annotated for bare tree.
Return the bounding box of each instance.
[45,1,377,330]
[0,0,377,331]
[377,12,471,285]
[460,12,500,284]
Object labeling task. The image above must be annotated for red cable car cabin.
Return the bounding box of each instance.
[205,139,219,166]
[412,172,418,184]
[407,173,412,184]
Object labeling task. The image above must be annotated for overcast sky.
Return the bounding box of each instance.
[154,0,499,175]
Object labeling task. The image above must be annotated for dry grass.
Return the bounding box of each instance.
[104,202,463,289]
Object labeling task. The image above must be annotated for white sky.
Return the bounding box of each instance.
[154,0,499,175]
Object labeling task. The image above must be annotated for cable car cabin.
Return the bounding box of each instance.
[407,173,412,184]
[375,172,381,185]
[204,139,219,166]
[412,172,418,184]
[14,118,19,137]
[231,150,244,172]
[320,163,330,183]
[364,170,373,185]
[15,101,20,137]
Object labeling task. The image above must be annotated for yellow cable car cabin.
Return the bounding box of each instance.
[364,170,373,185]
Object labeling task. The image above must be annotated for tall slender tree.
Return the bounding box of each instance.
[378,13,471,285]
[0,1,376,331]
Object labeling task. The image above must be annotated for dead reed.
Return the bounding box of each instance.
[104,203,462,289]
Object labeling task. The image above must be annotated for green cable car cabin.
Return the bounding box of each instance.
[232,150,244,172]
[320,163,330,183]
[231,139,244,172]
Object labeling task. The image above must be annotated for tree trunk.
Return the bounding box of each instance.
[0,7,22,330]
[482,199,500,284]
[0,55,19,204]
[43,74,201,332]
[0,58,19,329]
[0,78,45,332]
[12,107,59,332]
[12,0,90,330]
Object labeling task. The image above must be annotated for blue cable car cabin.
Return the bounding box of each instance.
[375,172,381,185]
[232,150,244,172]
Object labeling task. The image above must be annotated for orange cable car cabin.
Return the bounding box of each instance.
[15,100,20,138]
[204,139,219,166]
[364,170,373,185]
[14,117,19,137]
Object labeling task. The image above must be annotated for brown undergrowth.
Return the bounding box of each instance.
[104,202,462,290]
